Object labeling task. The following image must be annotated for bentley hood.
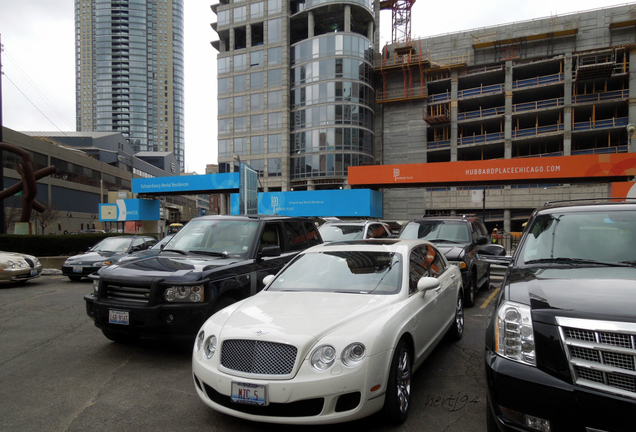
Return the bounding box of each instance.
[506,267,636,325]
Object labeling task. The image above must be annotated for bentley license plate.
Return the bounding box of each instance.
[231,382,267,406]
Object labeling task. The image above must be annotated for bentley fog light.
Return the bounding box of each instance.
[195,330,205,352]
[342,343,366,367]
[310,345,336,371]
[496,301,535,365]
[203,335,217,359]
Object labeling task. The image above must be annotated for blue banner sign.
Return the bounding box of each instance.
[133,173,239,194]
[231,189,382,217]
[99,199,160,221]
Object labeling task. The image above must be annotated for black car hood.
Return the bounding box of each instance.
[67,250,122,263]
[99,253,245,282]
[435,245,465,260]
[505,266,636,325]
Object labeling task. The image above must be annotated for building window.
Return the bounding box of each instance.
[234,95,247,112]
[268,134,282,152]
[267,90,282,108]
[218,57,230,74]
[251,114,265,130]
[250,2,263,19]
[268,157,282,177]
[234,116,247,132]
[234,137,247,154]
[250,93,264,110]
[268,112,282,129]
[250,71,264,89]
[267,18,282,44]
[234,53,247,71]
[267,69,282,87]
[251,135,265,154]
[268,47,282,65]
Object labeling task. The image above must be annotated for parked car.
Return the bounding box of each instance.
[481,200,636,432]
[85,215,322,343]
[318,220,394,243]
[62,235,157,281]
[115,234,175,264]
[399,215,504,307]
[0,251,42,283]
[192,238,464,425]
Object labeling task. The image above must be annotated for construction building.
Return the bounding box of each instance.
[211,1,636,230]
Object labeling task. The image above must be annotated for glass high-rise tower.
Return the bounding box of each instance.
[75,0,185,171]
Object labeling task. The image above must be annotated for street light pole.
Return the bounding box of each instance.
[0,34,5,234]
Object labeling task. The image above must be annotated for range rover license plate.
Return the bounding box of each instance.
[109,310,129,325]
[231,382,267,406]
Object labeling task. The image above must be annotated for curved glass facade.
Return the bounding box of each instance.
[290,32,375,182]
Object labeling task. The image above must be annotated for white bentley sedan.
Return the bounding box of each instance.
[192,239,464,425]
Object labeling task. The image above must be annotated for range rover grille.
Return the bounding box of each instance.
[220,339,297,375]
[558,317,636,399]
[105,283,151,304]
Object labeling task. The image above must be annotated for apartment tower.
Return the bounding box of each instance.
[212,0,379,192]
[75,0,185,172]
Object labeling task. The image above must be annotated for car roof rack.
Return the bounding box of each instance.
[542,197,636,208]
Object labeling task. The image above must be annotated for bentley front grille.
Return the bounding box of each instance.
[220,339,297,375]
[558,317,636,399]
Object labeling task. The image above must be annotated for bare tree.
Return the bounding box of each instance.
[31,205,60,235]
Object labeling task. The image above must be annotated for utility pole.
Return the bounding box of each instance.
[0,34,5,234]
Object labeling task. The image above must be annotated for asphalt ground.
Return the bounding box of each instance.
[0,274,501,432]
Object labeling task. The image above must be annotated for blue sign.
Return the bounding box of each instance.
[99,199,160,222]
[231,189,382,217]
[133,173,239,194]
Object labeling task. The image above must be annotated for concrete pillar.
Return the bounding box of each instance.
[307,180,315,191]
[345,6,351,33]
[504,60,513,159]
[563,54,573,155]
[450,70,458,162]
[308,12,314,38]
[629,49,636,152]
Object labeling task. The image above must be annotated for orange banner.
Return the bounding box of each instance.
[349,154,636,186]
[611,181,636,199]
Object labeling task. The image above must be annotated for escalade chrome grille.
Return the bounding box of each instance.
[220,339,297,375]
[105,283,151,304]
[558,317,636,399]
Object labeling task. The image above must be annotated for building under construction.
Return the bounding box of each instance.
[373,3,636,230]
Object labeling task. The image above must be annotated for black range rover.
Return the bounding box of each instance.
[482,201,636,432]
[85,215,322,342]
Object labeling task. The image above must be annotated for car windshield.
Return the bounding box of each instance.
[165,219,259,258]
[399,221,470,243]
[519,209,636,266]
[92,237,133,252]
[267,251,402,294]
[319,224,364,242]
[151,235,174,250]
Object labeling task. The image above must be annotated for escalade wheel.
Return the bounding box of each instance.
[383,340,412,424]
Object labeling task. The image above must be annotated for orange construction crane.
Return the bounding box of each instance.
[380,0,416,44]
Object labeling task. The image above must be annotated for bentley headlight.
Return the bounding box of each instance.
[195,330,205,352]
[33,257,41,266]
[6,260,16,269]
[342,343,366,367]
[203,335,217,359]
[310,345,336,371]
[495,301,535,366]
[164,285,204,303]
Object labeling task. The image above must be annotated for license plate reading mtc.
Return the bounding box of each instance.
[108,310,129,325]
[231,382,267,406]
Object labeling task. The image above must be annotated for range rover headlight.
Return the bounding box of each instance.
[163,285,204,303]
[495,301,535,366]
[342,343,365,367]
[203,335,217,359]
[310,345,336,371]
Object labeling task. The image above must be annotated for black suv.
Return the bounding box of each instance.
[482,201,636,432]
[85,215,322,342]
[399,215,503,307]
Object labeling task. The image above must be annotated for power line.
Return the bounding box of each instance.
[3,49,75,130]
[3,72,65,133]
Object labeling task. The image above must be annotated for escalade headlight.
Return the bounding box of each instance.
[495,301,535,366]
[163,285,204,303]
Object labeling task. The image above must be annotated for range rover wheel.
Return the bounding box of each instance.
[464,273,476,308]
[102,329,139,344]
[448,293,465,341]
[383,340,412,424]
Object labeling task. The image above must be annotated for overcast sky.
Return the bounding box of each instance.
[0,0,629,174]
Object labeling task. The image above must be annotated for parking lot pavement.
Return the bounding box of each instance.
[0,275,496,432]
